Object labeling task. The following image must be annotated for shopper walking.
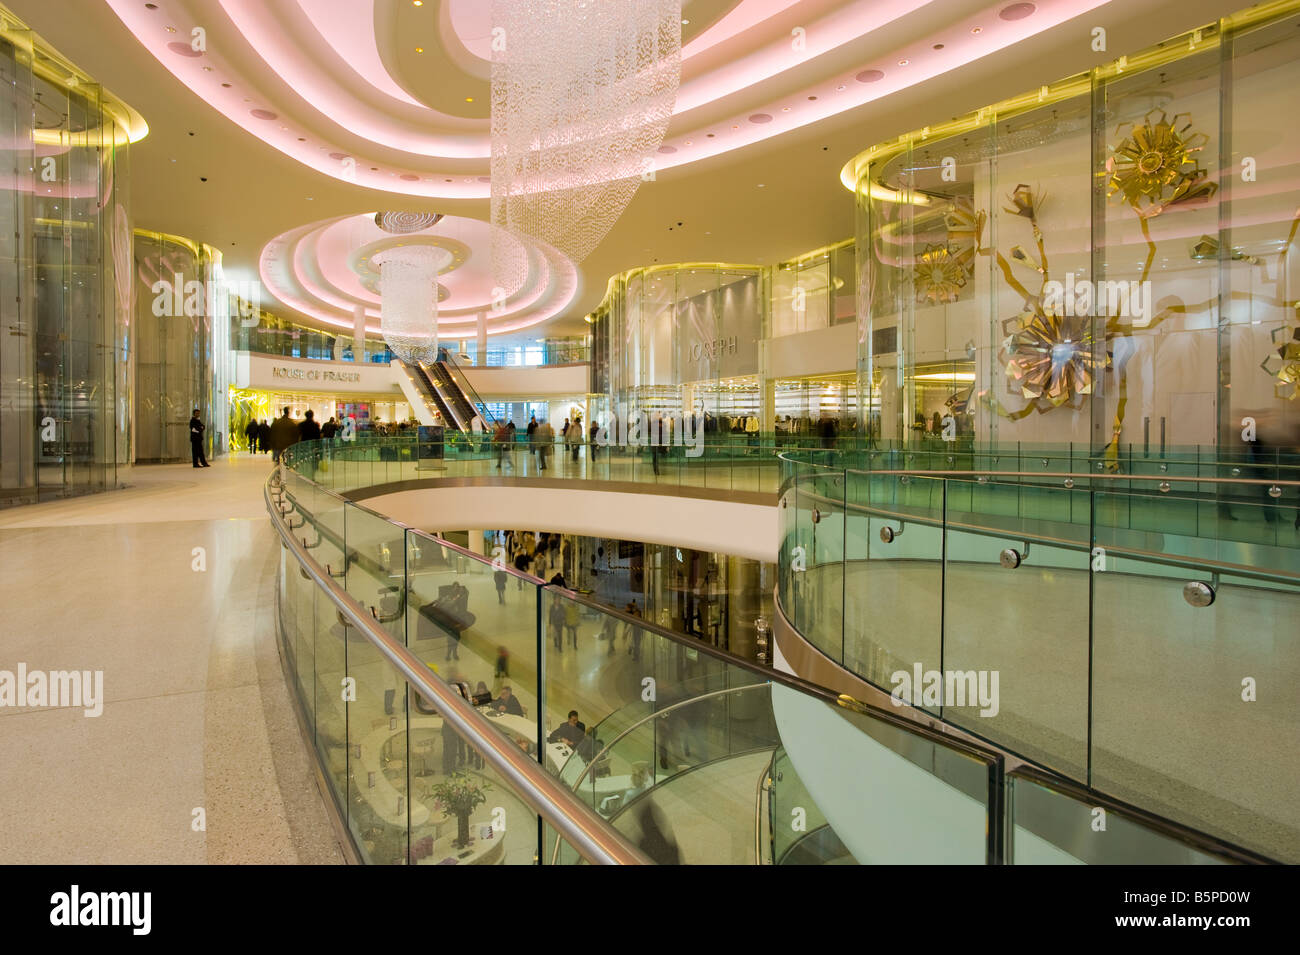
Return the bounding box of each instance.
[257,419,272,454]
[564,600,580,648]
[298,409,321,442]
[189,408,210,468]
[548,596,565,652]
[243,419,259,454]
[270,407,298,464]
[537,418,555,471]
[494,567,507,604]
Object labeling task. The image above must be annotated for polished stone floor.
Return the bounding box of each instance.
[0,454,343,863]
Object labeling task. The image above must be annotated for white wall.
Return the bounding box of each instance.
[360,484,777,562]
[462,363,589,398]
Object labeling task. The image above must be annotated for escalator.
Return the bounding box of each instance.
[393,359,456,427]
[419,348,496,433]
[394,350,496,434]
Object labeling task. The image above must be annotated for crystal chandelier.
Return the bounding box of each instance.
[490,0,681,274]
[377,246,448,365]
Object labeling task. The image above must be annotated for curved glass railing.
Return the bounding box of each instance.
[269,442,1272,864]
[777,449,1300,863]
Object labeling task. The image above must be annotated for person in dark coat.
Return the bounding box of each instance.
[189,408,210,468]
[257,420,272,454]
[269,408,298,464]
[298,409,321,441]
[244,419,259,454]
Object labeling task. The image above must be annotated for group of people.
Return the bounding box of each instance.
[241,408,348,463]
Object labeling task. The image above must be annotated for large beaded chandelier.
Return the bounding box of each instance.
[377,245,449,365]
[489,0,681,275]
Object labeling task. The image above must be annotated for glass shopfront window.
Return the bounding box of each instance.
[851,4,1300,456]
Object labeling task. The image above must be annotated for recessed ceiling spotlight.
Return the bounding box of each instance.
[465,96,474,103]
[971,26,983,34]
[202,66,213,72]
[836,84,846,91]
[681,19,689,25]
[413,0,423,5]
[415,47,424,53]
[731,124,739,130]
[933,43,945,49]
[706,132,714,137]
[221,82,232,88]
[305,196,312,200]
[165,26,176,33]
[297,137,306,141]
[684,140,692,145]
[999,3,1037,21]
[781,106,790,112]
[145,3,157,8]
[898,58,909,66]
[807,95,817,100]
[757,183,765,188]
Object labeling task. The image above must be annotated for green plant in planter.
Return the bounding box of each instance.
[428,772,491,849]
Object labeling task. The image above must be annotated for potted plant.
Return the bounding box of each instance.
[428,772,491,849]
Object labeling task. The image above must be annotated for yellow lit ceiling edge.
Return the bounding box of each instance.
[839,0,1300,196]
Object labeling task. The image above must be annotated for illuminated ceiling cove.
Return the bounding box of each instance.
[105,0,1109,199]
[259,212,580,337]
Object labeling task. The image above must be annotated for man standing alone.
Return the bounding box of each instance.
[189,408,210,468]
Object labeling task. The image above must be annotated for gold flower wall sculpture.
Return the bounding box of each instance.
[1107,110,1217,218]
[913,244,967,305]
[1000,308,1108,412]
[1261,321,1300,400]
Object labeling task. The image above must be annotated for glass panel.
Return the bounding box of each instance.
[1009,774,1229,865]
[346,646,409,865]
[942,480,1090,778]
[844,471,944,688]
[1091,488,1300,862]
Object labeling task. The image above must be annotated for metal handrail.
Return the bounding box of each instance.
[776,452,1300,488]
[277,454,1275,865]
[264,476,651,865]
[789,483,1300,585]
[1007,764,1274,865]
[551,683,773,864]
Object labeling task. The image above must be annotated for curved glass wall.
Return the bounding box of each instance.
[0,12,135,505]
[604,264,767,429]
[850,1,1300,469]
[133,231,226,463]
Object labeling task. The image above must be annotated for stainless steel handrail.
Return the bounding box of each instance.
[789,485,1300,584]
[776,452,1300,488]
[264,476,651,866]
[550,683,773,864]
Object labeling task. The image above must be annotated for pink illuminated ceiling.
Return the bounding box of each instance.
[260,213,580,336]
[103,0,1110,199]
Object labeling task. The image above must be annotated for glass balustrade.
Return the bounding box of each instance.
[777,448,1300,863]
[269,441,1270,863]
